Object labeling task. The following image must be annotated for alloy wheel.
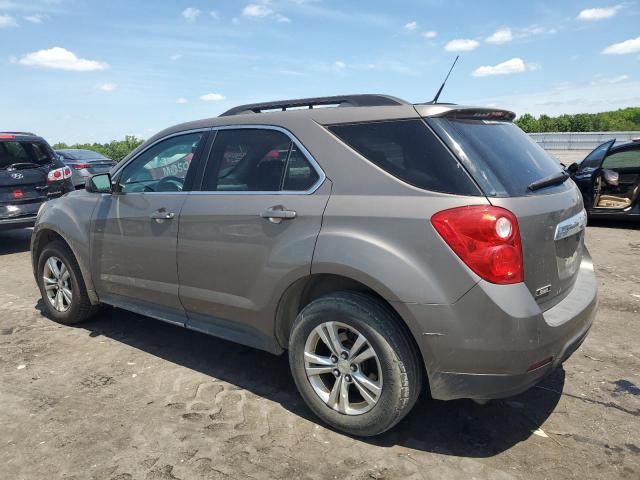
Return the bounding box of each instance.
[43,256,73,312]
[303,321,383,415]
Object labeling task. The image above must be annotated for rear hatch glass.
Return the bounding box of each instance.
[427,117,566,197]
[427,115,585,307]
[0,140,53,204]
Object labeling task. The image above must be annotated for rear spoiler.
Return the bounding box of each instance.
[436,108,516,122]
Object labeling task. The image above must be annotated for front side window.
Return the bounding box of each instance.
[201,129,320,192]
[602,149,640,169]
[118,132,203,193]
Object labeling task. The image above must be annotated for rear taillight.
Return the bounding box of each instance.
[72,163,91,170]
[431,205,523,284]
[12,189,23,199]
[47,167,72,182]
[0,134,16,139]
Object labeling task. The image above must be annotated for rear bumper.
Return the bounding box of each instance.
[401,249,598,401]
[0,215,37,230]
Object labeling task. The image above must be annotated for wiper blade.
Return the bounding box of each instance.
[528,171,570,192]
[6,162,41,170]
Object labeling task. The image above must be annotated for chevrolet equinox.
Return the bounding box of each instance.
[31,95,598,436]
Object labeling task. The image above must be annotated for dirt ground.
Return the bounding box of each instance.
[1,220,639,480]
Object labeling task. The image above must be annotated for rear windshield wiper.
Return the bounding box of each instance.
[4,162,42,170]
[528,171,570,192]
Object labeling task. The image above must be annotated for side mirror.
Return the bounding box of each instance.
[86,173,113,193]
[566,163,579,174]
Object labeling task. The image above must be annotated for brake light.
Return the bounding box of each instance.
[72,163,91,170]
[12,189,23,199]
[0,134,16,139]
[48,167,73,182]
[431,205,523,284]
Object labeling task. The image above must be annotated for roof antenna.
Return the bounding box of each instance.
[429,55,459,104]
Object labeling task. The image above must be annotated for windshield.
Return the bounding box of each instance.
[428,118,566,197]
[60,149,108,161]
[0,141,54,169]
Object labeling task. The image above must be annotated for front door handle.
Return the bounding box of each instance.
[260,206,297,224]
[150,209,175,221]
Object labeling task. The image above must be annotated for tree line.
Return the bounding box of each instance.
[515,107,640,133]
[52,135,144,162]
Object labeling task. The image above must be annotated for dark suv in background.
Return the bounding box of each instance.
[0,132,74,230]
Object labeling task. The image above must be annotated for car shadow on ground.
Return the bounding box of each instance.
[0,229,32,255]
[39,304,564,458]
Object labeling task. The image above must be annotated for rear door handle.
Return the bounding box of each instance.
[260,206,297,224]
[150,209,175,221]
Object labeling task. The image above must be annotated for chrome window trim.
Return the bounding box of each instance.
[193,124,326,196]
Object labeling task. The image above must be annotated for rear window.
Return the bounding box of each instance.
[328,120,480,195]
[428,118,566,197]
[0,141,54,169]
[60,150,108,161]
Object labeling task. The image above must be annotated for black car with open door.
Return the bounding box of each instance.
[0,132,74,230]
[568,138,640,221]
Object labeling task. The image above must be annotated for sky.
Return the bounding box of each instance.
[0,0,639,144]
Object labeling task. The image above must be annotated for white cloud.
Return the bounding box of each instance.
[578,6,620,21]
[242,3,290,22]
[18,47,108,71]
[176,97,188,104]
[422,30,437,39]
[0,14,17,27]
[210,11,219,20]
[404,21,418,31]
[97,83,117,92]
[200,93,226,101]
[182,7,201,21]
[602,36,640,55]
[23,14,46,24]
[486,27,512,44]
[334,60,346,69]
[591,74,630,84]
[170,54,182,61]
[472,58,527,77]
[444,38,479,52]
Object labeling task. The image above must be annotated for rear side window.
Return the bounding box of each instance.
[428,118,566,197]
[201,129,320,192]
[328,120,480,195]
[0,141,54,169]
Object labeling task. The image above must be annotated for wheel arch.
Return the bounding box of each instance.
[274,273,426,379]
[31,226,99,305]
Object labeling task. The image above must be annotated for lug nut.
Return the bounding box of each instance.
[345,374,352,383]
[330,355,338,364]
[350,364,357,372]
[333,369,340,377]
[340,352,348,360]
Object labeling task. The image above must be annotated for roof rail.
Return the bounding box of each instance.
[220,94,409,117]
[0,131,36,136]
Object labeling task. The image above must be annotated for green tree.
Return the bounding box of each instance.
[53,135,144,162]
[516,107,640,133]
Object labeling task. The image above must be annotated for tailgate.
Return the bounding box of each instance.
[490,186,586,307]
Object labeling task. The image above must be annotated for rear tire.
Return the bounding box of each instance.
[289,291,422,436]
[37,240,98,324]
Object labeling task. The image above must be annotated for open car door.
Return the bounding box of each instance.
[570,139,615,210]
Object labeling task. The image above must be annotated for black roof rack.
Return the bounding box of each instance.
[0,131,36,136]
[220,94,409,117]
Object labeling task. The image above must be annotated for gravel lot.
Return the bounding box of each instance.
[1,221,639,480]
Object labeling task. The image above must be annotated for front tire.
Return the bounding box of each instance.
[37,241,98,324]
[289,291,422,437]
